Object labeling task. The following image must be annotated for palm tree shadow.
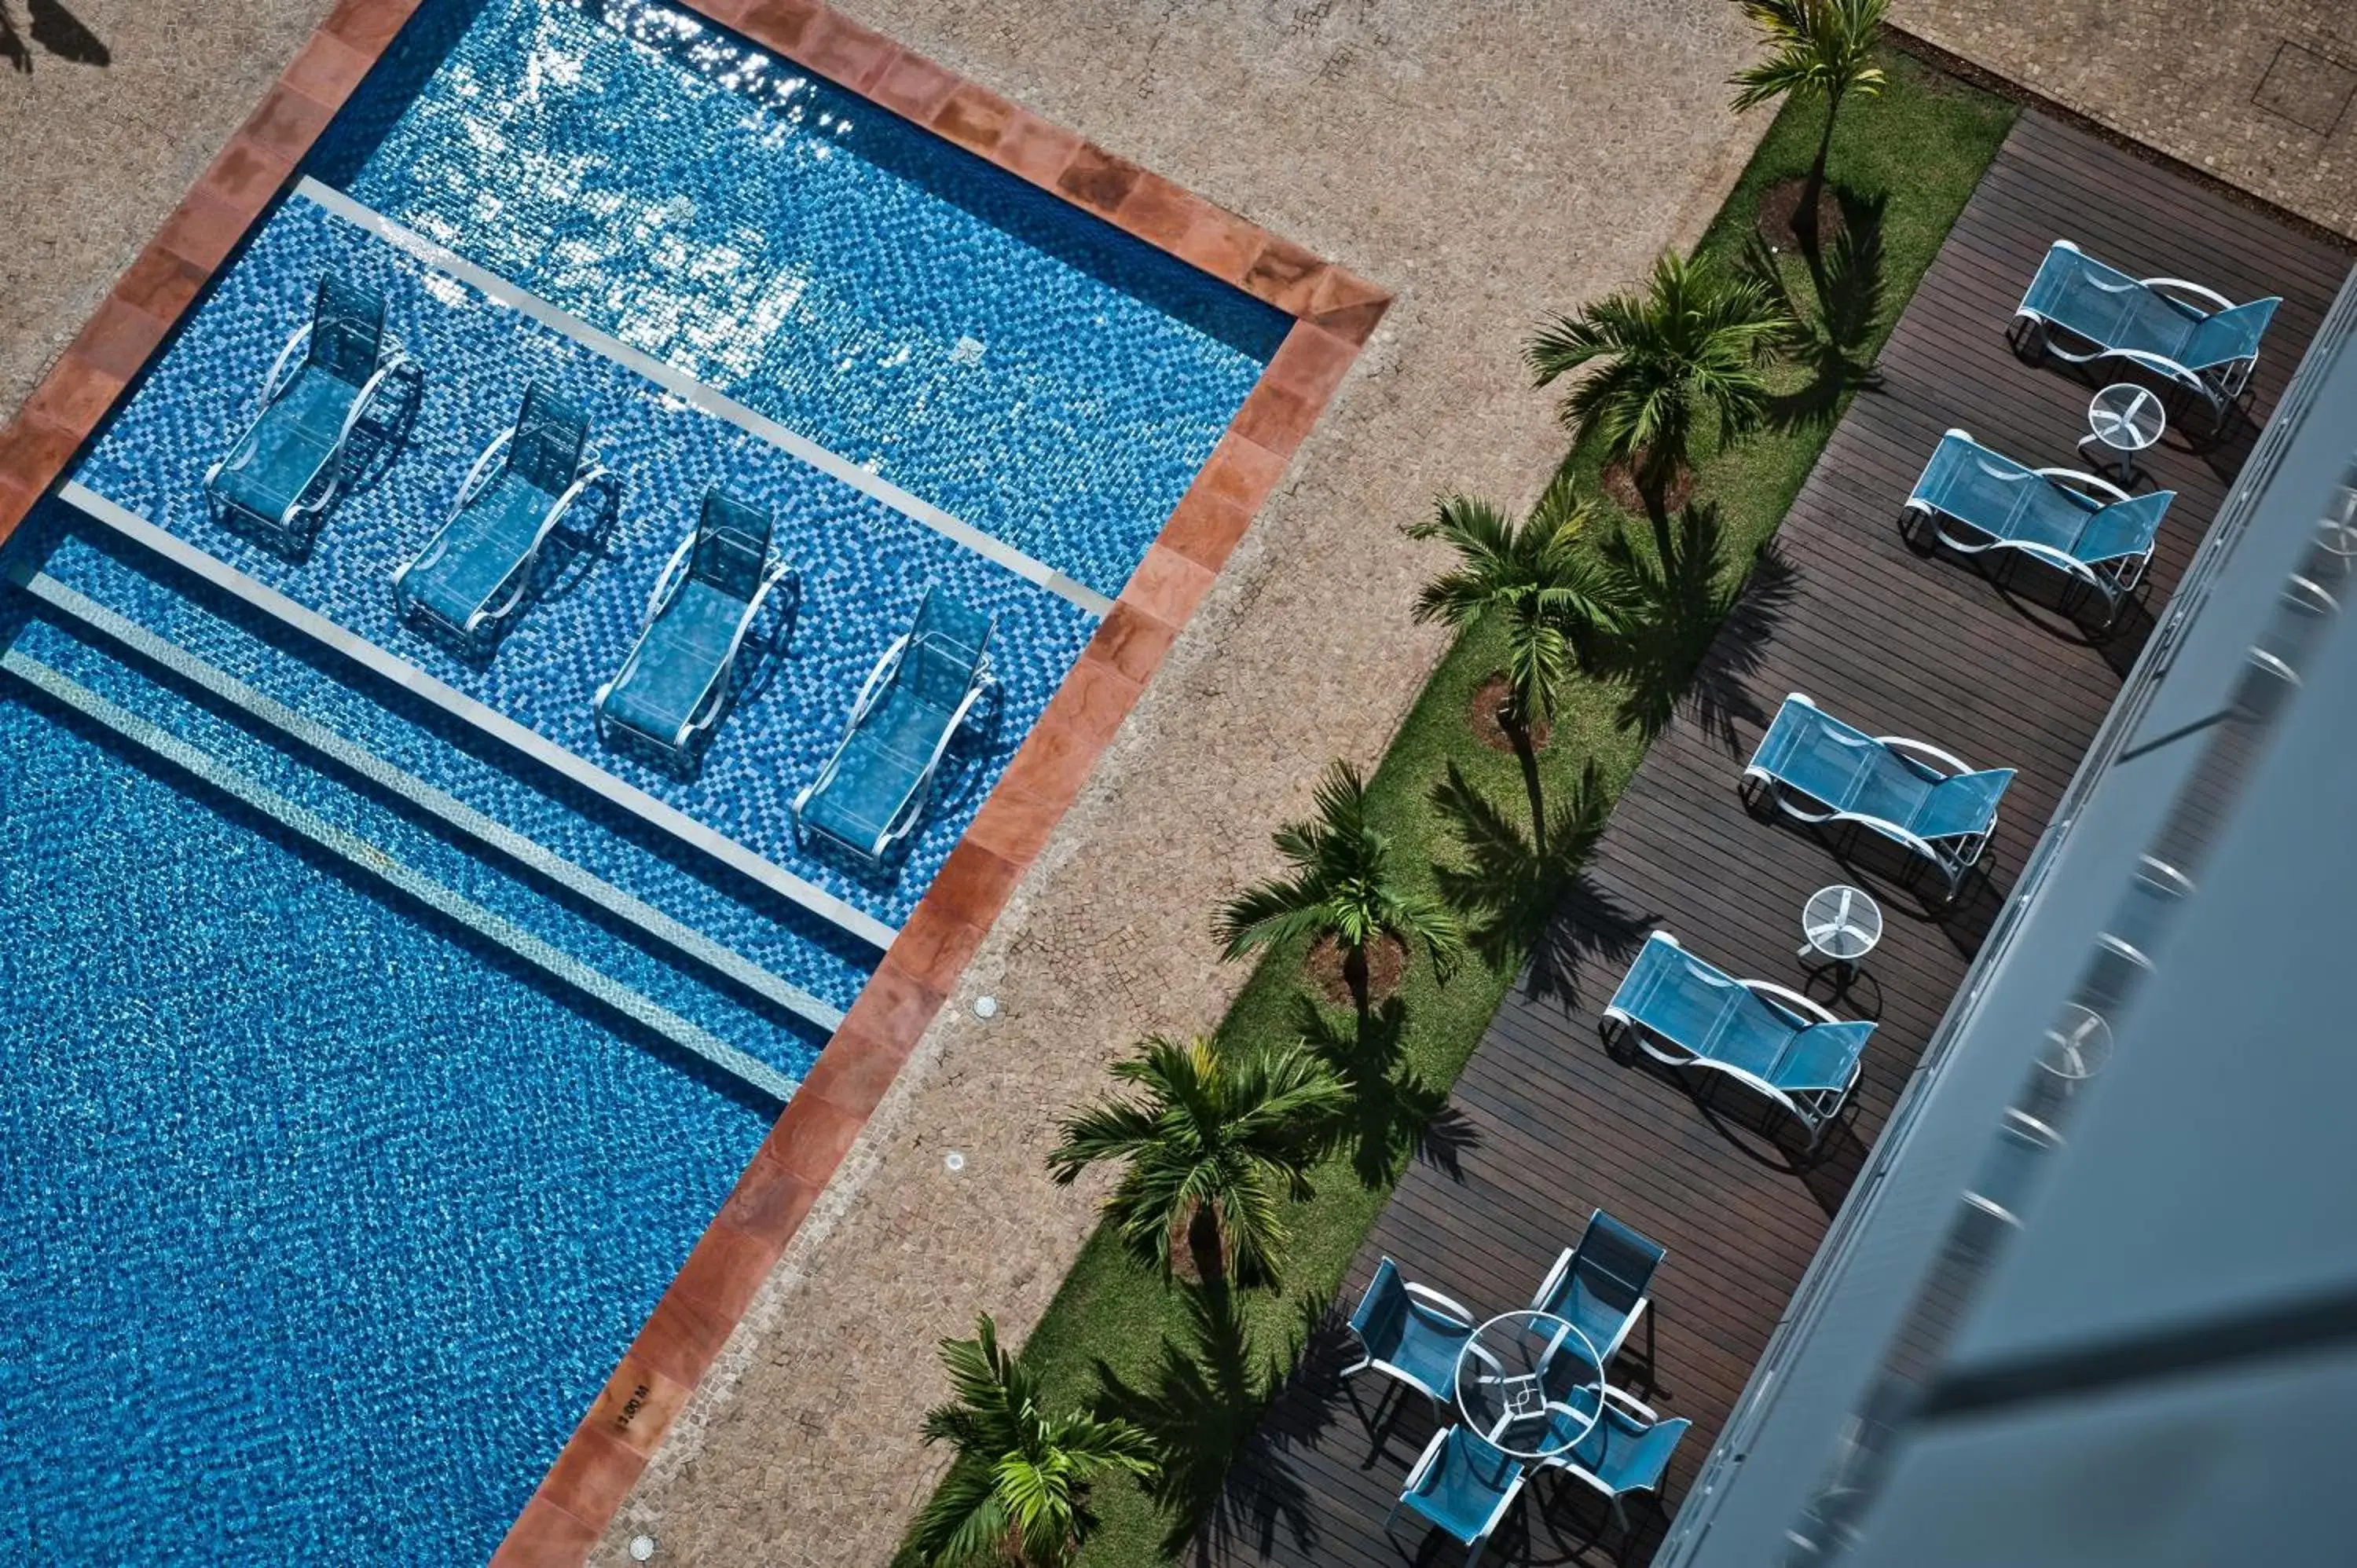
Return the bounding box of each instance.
[1599,504,1798,751]
[1296,995,1476,1187]
[1093,1282,1322,1563]
[17,0,110,65]
[1429,759,1647,1011]
[1747,187,1889,437]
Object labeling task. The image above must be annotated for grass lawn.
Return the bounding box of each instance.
[918,46,2016,1568]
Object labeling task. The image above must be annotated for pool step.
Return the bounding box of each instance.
[23,512,876,1022]
[19,569,844,1037]
[0,643,800,1105]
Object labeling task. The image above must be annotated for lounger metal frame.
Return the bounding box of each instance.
[1741,694,2001,892]
[2008,240,2268,420]
[1602,932,1868,1145]
[390,422,609,649]
[1901,428,2161,627]
[592,528,790,763]
[792,625,995,864]
[202,313,413,544]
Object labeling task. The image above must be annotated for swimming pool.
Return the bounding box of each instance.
[9,0,1290,1555]
[0,649,773,1563]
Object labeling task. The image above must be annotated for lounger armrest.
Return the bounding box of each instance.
[1875,734,1973,778]
[1743,977,1843,1027]
[642,533,695,627]
[2031,465,2132,507]
[1404,1281,1479,1325]
[260,321,311,411]
[2138,275,2236,316]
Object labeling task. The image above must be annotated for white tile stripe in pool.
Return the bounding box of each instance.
[59,481,901,953]
[0,647,802,1105]
[292,178,1119,620]
[9,566,848,1035]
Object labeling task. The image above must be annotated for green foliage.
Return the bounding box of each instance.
[1047,1036,1349,1286]
[1526,251,1791,506]
[1214,759,1464,1020]
[1729,0,1890,116]
[911,1313,1160,1568]
[1406,474,1628,731]
[918,48,2016,1568]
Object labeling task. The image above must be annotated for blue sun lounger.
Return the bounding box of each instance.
[594,486,790,768]
[1743,694,2014,892]
[1603,931,1876,1145]
[205,274,413,548]
[794,588,996,865]
[2010,240,2279,420]
[1904,430,2175,627]
[391,383,607,650]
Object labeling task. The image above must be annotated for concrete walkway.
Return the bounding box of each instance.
[0,0,339,419]
[592,2,1764,1563]
[1898,0,2357,239]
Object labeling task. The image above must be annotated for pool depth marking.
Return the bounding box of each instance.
[10,566,847,1035]
[294,178,1117,620]
[1,647,801,1105]
[59,481,900,954]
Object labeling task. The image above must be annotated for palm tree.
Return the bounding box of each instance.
[1048,1035,1347,1285]
[1408,472,1628,742]
[1527,251,1789,530]
[1728,0,1890,261]
[1215,760,1464,1024]
[911,1313,1158,1568]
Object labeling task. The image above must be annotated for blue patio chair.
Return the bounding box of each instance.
[1530,1209,1664,1370]
[391,383,607,650]
[1603,932,1876,1147]
[1387,1427,1527,1568]
[1340,1256,1479,1414]
[594,486,790,769]
[204,273,414,547]
[1538,1385,1692,1533]
[1743,693,2015,892]
[1904,430,2174,628]
[793,588,995,866]
[2010,240,2280,420]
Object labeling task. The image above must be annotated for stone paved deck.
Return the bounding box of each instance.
[592,2,1769,1563]
[1897,0,2357,240]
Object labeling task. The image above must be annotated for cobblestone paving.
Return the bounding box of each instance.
[592,1,1769,1562]
[1899,0,2357,238]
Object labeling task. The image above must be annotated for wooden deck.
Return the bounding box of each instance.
[1197,113,2353,1568]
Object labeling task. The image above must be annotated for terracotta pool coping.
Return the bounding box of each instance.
[0,1,1387,1563]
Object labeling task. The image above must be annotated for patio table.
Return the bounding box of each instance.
[1455,1310,1604,1460]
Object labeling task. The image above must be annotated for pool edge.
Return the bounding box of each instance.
[0,1,1390,1562]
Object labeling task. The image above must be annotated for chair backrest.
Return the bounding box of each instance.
[2072,489,2173,566]
[506,383,590,497]
[900,589,995,712]
[1750,698,1880,811]
[1770,1020,1875,1095]
[689,487,774,603]
[1350,1257,1407,1355]
[1571,1211,1666,1317]
[2179,296,2280,371]
[1595,1409,1692,1495]
[1908,768,2014,842]
[307,274,387,387]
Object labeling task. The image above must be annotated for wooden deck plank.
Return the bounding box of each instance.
[1198,112,2351,1568]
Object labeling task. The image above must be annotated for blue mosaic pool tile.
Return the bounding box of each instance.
[307,0,1287,600]
[30,517,878,1020]
[11,613,830,1083]
[0,674,771,1564]
[73,196,1098,933]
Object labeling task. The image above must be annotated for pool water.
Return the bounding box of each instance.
[0,672,771,1563]
[313,0,1289,600]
